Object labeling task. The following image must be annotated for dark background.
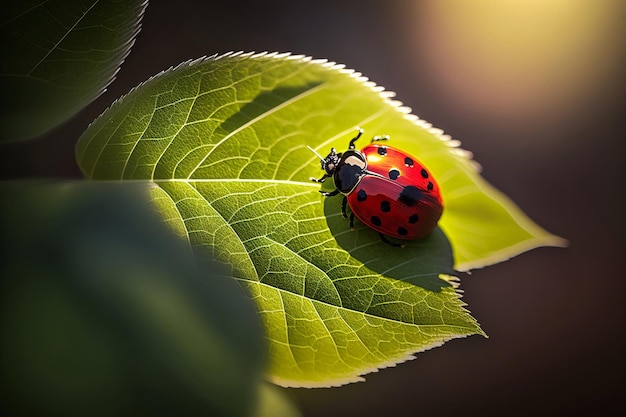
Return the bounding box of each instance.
[2,1,624,415]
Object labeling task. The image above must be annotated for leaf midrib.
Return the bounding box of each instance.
[157,178,317,186]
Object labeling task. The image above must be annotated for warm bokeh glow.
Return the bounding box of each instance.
[410,0,624,140]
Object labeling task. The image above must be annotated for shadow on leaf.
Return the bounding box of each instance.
[217,82,323,135]
[323,196,455,292]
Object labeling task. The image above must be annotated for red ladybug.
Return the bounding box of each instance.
[309,129,443,246]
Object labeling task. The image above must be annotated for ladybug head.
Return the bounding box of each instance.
[321,148,341,175]
[307,146,341,175]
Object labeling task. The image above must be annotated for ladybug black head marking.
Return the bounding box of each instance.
[321,148,342,175]
[307,146,341,176]
[307,145,342,175]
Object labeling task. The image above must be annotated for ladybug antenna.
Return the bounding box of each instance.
[307,146,326,163]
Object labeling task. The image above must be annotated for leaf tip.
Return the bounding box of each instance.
[455,233,569,272]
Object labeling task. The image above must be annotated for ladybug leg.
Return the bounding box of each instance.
[378,233,404,248]
[310,173,330,183]
[349,213,355,229]
[348,128,364,149]
[341,196,348,218]
[371,135,390,143]
[320,189,340,197]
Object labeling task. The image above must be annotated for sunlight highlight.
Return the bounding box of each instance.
[409,0,624,139]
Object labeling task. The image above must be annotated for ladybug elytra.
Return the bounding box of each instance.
[309,129,443,246]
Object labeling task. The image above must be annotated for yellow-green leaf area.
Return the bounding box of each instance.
[76,52,562,386]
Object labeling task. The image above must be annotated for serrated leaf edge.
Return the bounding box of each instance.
[269,335,461,388]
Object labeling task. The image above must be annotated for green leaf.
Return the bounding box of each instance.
[0,181,266,416]
[75,52,563,386]
[0,0,147,141]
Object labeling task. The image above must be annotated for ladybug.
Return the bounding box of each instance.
[309,128,443,246]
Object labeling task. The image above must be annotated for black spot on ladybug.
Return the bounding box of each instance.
[357,189,367,201]
[397,227,408,236]
[427,181,434,191]
[380,201,391,212]
[388,169,400,180]
[371,216,382,226]
[408,214,419,224]
[420,168,429,178]
[377,146,387,156]
[398,186,422,207]
[404,157,414,167]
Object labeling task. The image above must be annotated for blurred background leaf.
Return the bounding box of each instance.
[0,181,267,417]
[0,0,147,142]
[255,383,302,417]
